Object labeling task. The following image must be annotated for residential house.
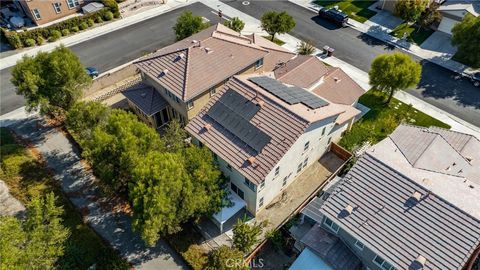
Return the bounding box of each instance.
[437,0,479,35]
[125,23,294,128]
[14,0,84,25]
[185,72,362,227]
[296,124,480,270]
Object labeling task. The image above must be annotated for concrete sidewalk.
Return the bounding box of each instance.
[0,0,192,70]
[288,0,475,75]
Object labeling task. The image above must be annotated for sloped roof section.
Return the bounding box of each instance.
[320,154,480,270]
[274,55,330,89]
[135,24,291,102]
[312,68,365,105]
[123,84,168,116]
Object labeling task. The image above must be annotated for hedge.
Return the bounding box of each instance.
[3,0,119,49]
[25,38,36,47]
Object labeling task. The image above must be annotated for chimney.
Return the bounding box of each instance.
[256,100,265,108]
[411,191,422,202]
[333,77,341,83]
[414,255,427,267]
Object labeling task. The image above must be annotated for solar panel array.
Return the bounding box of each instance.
[207,89,271,152]
[249,76,328,109]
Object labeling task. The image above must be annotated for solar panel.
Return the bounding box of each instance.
[249,76,329,109]
[207,90,271,152]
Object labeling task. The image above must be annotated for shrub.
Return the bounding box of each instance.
[181,245,208,270]
[1,154,33,177]
[103,11,114,21]
[95,16,103,23]
[79,22,88,30]
[6,32,22,49]
[61,29,70,36]
[36,36,44,45]
[25,38,36,47]
[48,30,62,42]
[87,18,95,27]
[71,26,79,32]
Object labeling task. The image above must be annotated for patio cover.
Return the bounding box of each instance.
[82,2,104,14]
[289,248,333,270]
[212,191,246,232]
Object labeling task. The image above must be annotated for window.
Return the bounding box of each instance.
[210,87,216,97]
[237,188,244,199]
[304,141,310,151]
[303,157,308,168]
[175,96,180,103]
[226,164,232,171]
[213,153,218,162]
[274,167,280,177]
[373,255,394,270]
[53,2,61,13]
[282,176,287,187]
[327,137,332,145]
[321,127,326,136]
[297,163,302,173]
[259,197,264,207]
[255,58,263,69]
[323,217,339,233]
[259,181,265,190]
[231,183,244,200]
[354,240,364,250]
[66,0,79,8]
[244,178,256,192]
[187,100,194,110]
[32,8,41,20]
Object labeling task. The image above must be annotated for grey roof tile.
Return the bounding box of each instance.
[122,85,168,116]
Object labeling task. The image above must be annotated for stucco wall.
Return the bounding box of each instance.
[85,64,139,97]
[19,0,84,25]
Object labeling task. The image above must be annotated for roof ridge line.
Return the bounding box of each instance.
[430,125,480,144]
[211,35,270,53]
[182,48,191,100]
[427,129,473,165]
[412,133,438,166]
[277,55,315,80]
[135,48,189,64]
[251,34,295,54]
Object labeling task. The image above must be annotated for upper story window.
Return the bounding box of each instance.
[373,255,395,270]
[304,141,310,151]
[32,8,41,20]
[354,240,364,250]
[187,100,194,110]
[259,181,265,190]
[321,126,326,136]
[231,183,244,200]
[210,87,216,97]
[296,162,302,173]
[274,166,280,177]
[259,197,264,207]
[244,178,256,192]
[255,58,264,70]
[175,96,180,103]
[323,217,339,233]
[53,2,61,13]
[302,157,309,168]
[66,0,79,9]
[282,176,288,187]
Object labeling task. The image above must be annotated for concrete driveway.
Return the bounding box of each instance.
[420,31,457,58]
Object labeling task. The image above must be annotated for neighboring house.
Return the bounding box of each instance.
[438,0,479,35]
[14,0,84,25]
[377,0,441,16]
[298,124,480,270]
[126,23,294,129]
[185,72,361,220]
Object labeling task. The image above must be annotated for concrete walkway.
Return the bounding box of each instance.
[2,115,188,270]
[288,0,476,75]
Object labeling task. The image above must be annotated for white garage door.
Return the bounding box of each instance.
[438,17,457,35]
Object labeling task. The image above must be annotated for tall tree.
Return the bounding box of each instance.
[232,219,266,254]
[418,2,441,30]
[394,0,429,24]
[224,17,245,32]
[369,53,422,104]
[208,246,248,270]
[260,11,296,41]
[11,45,91,117]
[163,119,187,153]
[65,101,111,142]
[0,193,69,270]
[173,11,210,41]
[451,14,480,68]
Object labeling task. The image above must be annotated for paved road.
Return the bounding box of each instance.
[220,0,480,127]
[0,2,220,115]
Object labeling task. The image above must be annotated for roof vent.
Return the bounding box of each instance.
[247,156,256,165]
[256,100,265,108]
[465,156,473,163]
[333,77,341,83]
[177,53,185,60]
[192,40,198,43]
[411,191,422,201]
[203,123,212,131]
[140,92,147,98]
[205,47,213,54]
[414,255,427,267]
[161,69,169,76]
[344,204,354,215]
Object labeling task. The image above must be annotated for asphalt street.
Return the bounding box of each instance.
[220,0,480,127]
[0,2,220,115]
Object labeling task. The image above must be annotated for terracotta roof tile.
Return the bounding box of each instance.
[274,55,330,89]
[312,68,365,105]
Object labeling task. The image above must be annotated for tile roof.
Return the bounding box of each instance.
[300,224,362,270]
[135,24,293,102]
[312,68,365,105]
[274,55,330,89]
[122,84,168,116]
[320,153,480,270]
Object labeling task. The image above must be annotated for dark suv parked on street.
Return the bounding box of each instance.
[318,7,349,27]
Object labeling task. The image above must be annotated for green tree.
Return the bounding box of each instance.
[208,246,248,270]
[296,40,315,55]
[163,119,187,153]
[65,101,111,142]
[0,193,70,270]
[394,0,429,23]
[232,219,266,254]
[451,14,480,68]
[369,53,422,104]
[418,2,441,29]
[224,17,245,32]
[173,11,210,41]
[11,45,91,117]
[83,110,165,192]
[260,11,296,42]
